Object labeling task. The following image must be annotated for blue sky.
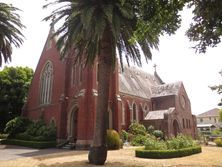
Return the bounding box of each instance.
[1,0,221,115]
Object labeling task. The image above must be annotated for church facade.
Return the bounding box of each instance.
[23,29,197,148]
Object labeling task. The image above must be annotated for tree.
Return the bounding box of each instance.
[0,3,25,66]
[219,109,222,122]
[210,71,222,106]
[0,66,33,132]
[44,0,186,164]
[210,71,222,122]
[186,0,222,53]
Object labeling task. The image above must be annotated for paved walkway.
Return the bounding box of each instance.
[0,144,70,161]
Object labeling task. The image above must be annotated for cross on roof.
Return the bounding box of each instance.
[153,64,157,72]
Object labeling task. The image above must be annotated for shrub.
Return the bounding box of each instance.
[25,119,56,141]
[135,146,202,159]
[106,129,121,150]
[4,117,31,137]
[1,139,56,149]
[214,138,222,147]
[15,132,32,141]
[147,125,155,134]
[120,130,128,142]
[25,119,46,136]
[152,130,164,139]
[131,135,148,146]
[211,129,222,136]
[128,122,146,136]
[166,134,195,150]
[0,133,8,139]
[145,138,167,150]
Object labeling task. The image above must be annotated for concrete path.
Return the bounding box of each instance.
[0,144,71,161]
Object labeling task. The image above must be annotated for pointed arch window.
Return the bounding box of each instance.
[40,62,53,104]
[121,102,125,125]
[132,103,138,122]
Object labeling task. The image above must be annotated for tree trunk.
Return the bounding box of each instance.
[88,28,113,165]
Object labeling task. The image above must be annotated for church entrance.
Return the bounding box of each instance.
[68,107,78,143]
[173,119,180,136]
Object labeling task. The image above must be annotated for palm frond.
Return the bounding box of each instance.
[0,3,25,66]
[44,0,163,68]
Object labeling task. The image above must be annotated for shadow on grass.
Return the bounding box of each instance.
[33,150,88,161]
[1,144,88,160]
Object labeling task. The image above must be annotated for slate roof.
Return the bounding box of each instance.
[119,66,161,98]
[144,108,175,120]
[151,81,182,98]
[197,108,220,117]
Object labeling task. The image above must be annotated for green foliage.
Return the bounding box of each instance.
[4,117,56,142]
[166,135,196,150]
[44,0,186,68]
[144,134,197,151]
[210,72,222,108]
[219,109,222,122]
[0,139,56,149]
[152,130,164,139]
[147,125,155,134]
[119,130,128,142]
[0,3,25,66]
[211,128,222,136]
[106,129,121,150]
[0,133,8,139]
[187,0,222,53]
[131,134,148,146]
[135,146,202,159]
[0,66,33,132]
[128,122,146,136]
[214,138,222,147]
[145,138,167,150]
[25,119,56,141]
[4,117,31,137]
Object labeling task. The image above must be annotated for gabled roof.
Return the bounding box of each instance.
[119,66,161,98]
[197,124,216,128]
[151,81,182,98]
[144,107,175,120]
[197,108,220,117]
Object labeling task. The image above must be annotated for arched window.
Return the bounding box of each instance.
[121,102,125,125]
[183,119,185,128]
[40,62,53,104]
[132,103,137,122]
[143,104,149,118]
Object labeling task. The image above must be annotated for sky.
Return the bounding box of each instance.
[1,0,221,115]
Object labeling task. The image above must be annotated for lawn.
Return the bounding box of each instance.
[0,146,222,167]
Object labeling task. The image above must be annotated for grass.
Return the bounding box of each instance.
[0,146,222,167]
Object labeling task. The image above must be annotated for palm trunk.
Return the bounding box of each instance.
[88,27,113,165]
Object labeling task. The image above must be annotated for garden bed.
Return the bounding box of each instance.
[135,146,202,159]
[0,139,56,149]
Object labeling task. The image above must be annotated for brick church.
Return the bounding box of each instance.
[23,27,197,148]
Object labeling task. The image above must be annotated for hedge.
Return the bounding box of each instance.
[0,139,56,149]
[135,146,202,159]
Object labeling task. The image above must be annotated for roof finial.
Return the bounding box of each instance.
[153,64,157,72]
[50,16,55,33]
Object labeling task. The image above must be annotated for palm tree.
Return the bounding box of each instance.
[0,3,25,66]
[44,0,185,165]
